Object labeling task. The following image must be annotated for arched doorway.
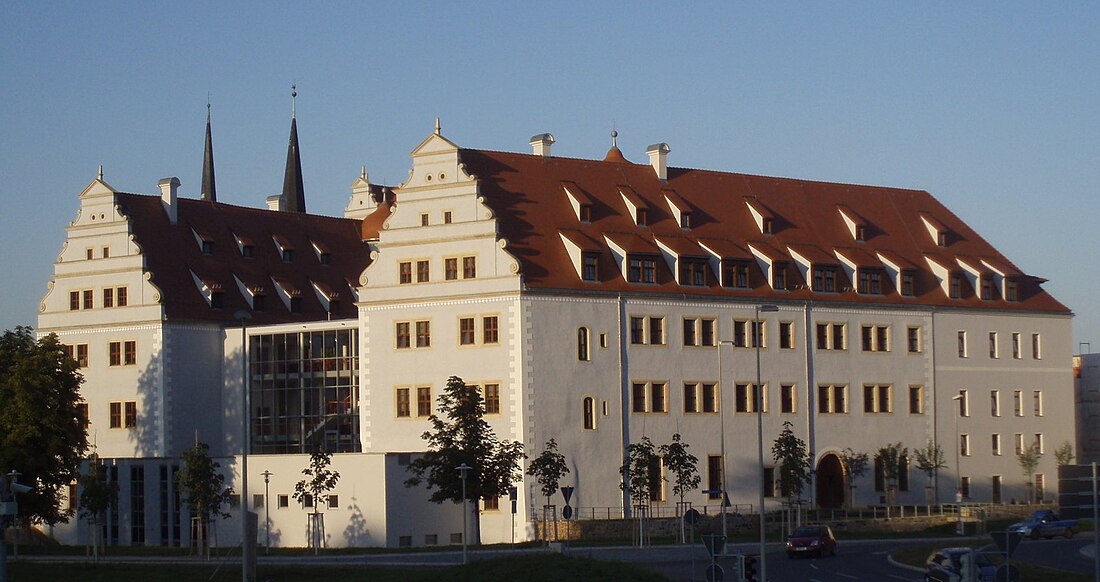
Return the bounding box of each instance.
[816,453,845,509]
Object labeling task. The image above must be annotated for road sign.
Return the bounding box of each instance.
[702,534,726,558]
[990,531,1024,557]
[561,505,573,520]
[560,486,574,505]
[684,508,701,525]
[995,564,1021,582]
[705,563,724,582]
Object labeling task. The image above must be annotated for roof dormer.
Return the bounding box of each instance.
[191,226,214,256]
[663,189,692,229]
[563,181,594,223]
[745,198,775,235]
[920,214,951,247]
[619,186,649,226]
[837,205,869,242]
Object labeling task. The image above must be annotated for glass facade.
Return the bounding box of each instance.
[250,328,361,454]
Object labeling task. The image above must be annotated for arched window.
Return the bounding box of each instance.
[578,327,590,361]
[583,397,596,430]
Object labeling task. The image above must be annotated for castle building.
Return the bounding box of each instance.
[38,110,1074,548]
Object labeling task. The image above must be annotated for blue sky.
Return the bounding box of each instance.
[2,2,1097,350]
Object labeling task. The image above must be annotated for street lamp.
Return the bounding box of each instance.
[755,303,779,582]
[952,394,964,535]
[457,463,471,565]
[261,470,273,555]
[233,310,252,582]
[717,339,736,543]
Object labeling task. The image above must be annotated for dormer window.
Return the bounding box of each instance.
[763,217,775,235]
[253,295,266,311]
[680,212,692,229]
[679,258,708,286]
[855,225,867,242]
[636,207,648,227]
[773,262,789,290]
[210,291,224,309]
[579,204,592,223]
[319,253,331,265]
[857,269,884,295]
[290,297,302,313]
[627,255,657,284]
[282,249,294,263]
[201,241,214,256]
[980,275,998,301]
[937,232,948,247]
[722,261,752,289]
[901,270,916,297]
[950,273,963,299]
[582,252,599,282]
[241,245,254,258]
[1006,278,1019,302]
[273,236,294,263]
[813,267,838,293]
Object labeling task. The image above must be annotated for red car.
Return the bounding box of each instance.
[786,525,837,558]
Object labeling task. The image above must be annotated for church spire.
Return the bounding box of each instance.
[200,99,217,202]
[282,85,306,213]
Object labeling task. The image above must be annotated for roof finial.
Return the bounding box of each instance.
[98,164,104,180]
[206,93,211,122]
[361,165,367,180]
[291,84,298,119]
[434,117,441,136]
[611,129,618,148]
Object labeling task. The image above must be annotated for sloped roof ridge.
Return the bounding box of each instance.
[116,192,359,225]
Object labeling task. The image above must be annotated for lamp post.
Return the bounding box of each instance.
[234,310,252,582]
[457,463,471,565]
[261,470,272,555]
[717,339,736,543]
[952,394,964,535]
[755,304,779,582]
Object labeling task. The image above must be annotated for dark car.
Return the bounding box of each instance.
[924,547,997,582]
[785,525,836,558]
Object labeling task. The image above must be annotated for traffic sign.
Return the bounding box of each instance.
[702,534,726,558]
[560,486,574,505]
[995,564,1021,582]
[684,508,701,525]
[705,563,724,582]
[561,505,573,520]
[990,531,1024,557]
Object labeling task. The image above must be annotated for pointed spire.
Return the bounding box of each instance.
[97,165,104,180]
[282,85,306,213]
[434,117,441,135]
[361,166,367,180]
[201,99,217,202]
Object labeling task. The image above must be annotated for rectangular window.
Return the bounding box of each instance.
[483,496,499,511]
[484,384,500,414]
[420,213,429,226]
[950,274,962,299]
[109,402,122,429]
[780,384,796,413]
[632,382,646,413]
[631,382,667,413]
[582,253,599,282]
[630,317,645,345]
[1014,390,1023,417]
[103,288,114,308]
[908,385,923,414]
[958,390,969,417]
[124,401,137,428]
[70,291,80,311]
[1014,433,1024,455]
[907,327,921,353]
[1034,434,1044,454]
[707,455,722,500]
[636,207,648,226]
[1033,391,1043,417]
[861,325,890,352]
[416,387,432,417]
[702,383,717,413]
[459,317,475,345]
[815,323,846,351]
[579,204,592,222]
[396,387,411,417]
[992,475,1002,503]
[722,261,752,289]
[415,321,431,348]
[981,275,997,300]
[858,269,884,295]
[76,344,89,368]
[444,211,452,224]
[86,248,93,260]
[445,258,458,281]
[463,256,476,279]
[399,262,412,284]
[483,316,499,344]
[1032,334,1042,359]
[901,271,915,296]
[683,318,716,348]
[817,384,847,414]
[992,434,1001,456]
[131,466,145,544]
[83,289,94,309]
[679,258,707,286]
[683,383,702,413]
[701,318,715,347]
[117,287,127,307]
[683,318,697,347]
[124,341,136,365]
[1012,333,1021,359]
[772,262,788,290]
[278,495,289,508]
[650,382,667,413]
[735,383,766,413]
[990,390,1000,417]
[1006,279,1019,301]
[627,255,658,284]
[960,434,970,456]
[764,467,776,498]
[631,316,665,345]
[109,341,122,366]
[957,331,968,358]
[648,317,664,345]
[416,260,430,283]
[989,332,998,358]
[862,384,892,413]
[395,322,411,349]
[813,267,837,292]
[960,476,971,499]
[328,495,339,509]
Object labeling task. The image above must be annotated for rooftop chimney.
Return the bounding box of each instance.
[529,133,555,157]
[266,194,285,212]
[158,177,180,225]
[646,143,670,182]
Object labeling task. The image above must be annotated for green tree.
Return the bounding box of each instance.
[875,443,908,506]
[913,440,947,503]
[660,433,700,544]
[1017,442,1042,503]
[404,376,526,545]
[0,326,89,525]
[78,451,118,559]
[771,421,812,500]
[1055,441,1075,466]
[294,451,340,553]
[620,436,660,508]
[176,441,233,558]
[843,448,870,508]
[527,439,569,507]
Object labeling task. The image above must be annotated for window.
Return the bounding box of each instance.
[579,204,592,222]
[776,321,794,349]
[631,382,668,413]
[908,385,923,414]
[762,217,774,234]
[684,383,698,413]
[981,275,997,300]
[444,211,452,224]
[396,387,411,417]
[862,384,892,413]
[582,253,599,282]
[484,384,500,414]
[817,384,847,414]
[420,213,429,226]
[1013,390,1023,416]
[1034,434,1044,454]
[77,403,88,427]
[69,291,79,311]
[328,495,339,509]
[124,401,137,428]
[399,262,412,284]
[960,434,970,457]
[483,316,499,344]
[682,318,715,347]
[701,318,716,346]
[764,467,777,498]
[632,383,646,413]
[992,475,1003,504]
[1013,433,1025,455]
[680,258,708,286]
[76,344,89,368]
[124,341,136,365]
[1033,391,1043,417]
[855,225,866,242]
[416,321,431,348]
[992,434,1001,456]
[416,387,432,417]
[706,456,723,500]
[858,269,884,295]
[109,402,122,428]
[577,327,590,361]
[1006,278,1019,302]
[900,271,915,296]
[1032,333,1042,359]
[629,316,665,345]
[583,397,596,430]
[241,244,254,258]
[723,261,752,289]
[83,289,94,309]
[651,382,667,413]
[989,332,998,358]
[627,255,658,284]
[445,258,458,280]
[1012,333,1021,359]
[780,384,796,413]
[416,260,430,283]
[109,342,122,366]
[635,207,648,226]
[459,318,475,345]
[949,274,962,299]
[957,390,969,417]
[735,383,766,413]
[990,390,1000,417]
[463,257,476,279]
[281,249,294,262]
[684,383,718,414]
[117,287,127,307]
[816,323,846,351]
[278,495,289,508]
[86,248,93,260]
[957,331,968,358]
[103,288,114,308]
[813,267,838,292]
[483,496,499,511]
[960,476,970,499]
[772,262,788,290]
[395,322,411,349]
[732,319,766,348]
[702,383,717,413]
[861,325,890,352]
[907,327,921,353]
[680,212,692,229]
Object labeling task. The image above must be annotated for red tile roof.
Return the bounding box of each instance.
[459,148,1068,313]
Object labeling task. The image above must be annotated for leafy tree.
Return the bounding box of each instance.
[875,443,908,505]
[660,433,701,507]
[843,448,870,507]
[1017,442,1042,503]
[913,440,947,502]
[176,441,233,558]
[620,436,660,508]
[0,327,89,525]
[294,451,340,553]
[404,376,526,545]
[78,451,118,559]
[1055,441,1075,466]
[771,421,812,499]
[526,439,569,508]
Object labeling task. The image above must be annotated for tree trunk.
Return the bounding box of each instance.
[470,500,482,545]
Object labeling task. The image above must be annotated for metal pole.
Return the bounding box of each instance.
[755,305,778,582]
[235,311,252,582]
[1092,462,1097,582]
[458,464,470,565]
[718,340,731,543]
[262,470,272,555]
[952,394,963,535]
